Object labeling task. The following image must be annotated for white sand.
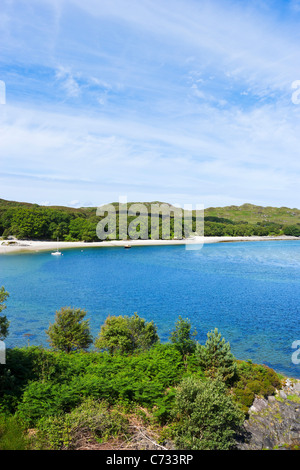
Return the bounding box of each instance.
[0,235,298,254]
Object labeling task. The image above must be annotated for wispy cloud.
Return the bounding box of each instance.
[1,0,300,208]
[55,66,81,98]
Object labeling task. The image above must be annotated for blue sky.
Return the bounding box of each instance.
[1,0,300,209]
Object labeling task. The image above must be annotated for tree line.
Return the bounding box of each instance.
[1,204,299,241]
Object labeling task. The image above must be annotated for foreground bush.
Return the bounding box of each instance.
[173,376,244,450]
[232,360,282,412]
[15,344,185,426]
[0,415,30,450]
[35,398,129,450]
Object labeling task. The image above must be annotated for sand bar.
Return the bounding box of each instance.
[0,235,298,254]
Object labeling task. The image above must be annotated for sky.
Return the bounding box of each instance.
[1,0,300,209]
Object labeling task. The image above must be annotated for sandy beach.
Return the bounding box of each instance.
[0,235,298,254]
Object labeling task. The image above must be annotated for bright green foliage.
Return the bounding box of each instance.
[196,328,237,383]
[0,286,9,341]
[173,376,244,450]
[14,344,184,426]
[95,313,159,354]
[0,310,284,450]
[46,307,93,353]
[35,398,129,449]
[0,415,30,450]
[16,381,82,425]
[169,316,197,364]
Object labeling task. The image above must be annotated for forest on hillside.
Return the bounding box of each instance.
[1,199,300,241]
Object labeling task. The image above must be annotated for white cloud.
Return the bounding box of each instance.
[55,66,81,98]
[1,0,300,208]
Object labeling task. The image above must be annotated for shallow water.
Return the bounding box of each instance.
[1,240,300,377]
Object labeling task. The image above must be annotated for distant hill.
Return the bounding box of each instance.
[205,203,300,225]
[0,198,299,240]
[1,198,299,223]
[0,198,93,215]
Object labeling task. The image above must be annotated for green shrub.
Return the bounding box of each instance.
[35,398,129,450]
[95,313,159,354]
[232,361,282,413]
[152,388,176,424]
[15,344,185,426]
[172,376,244,450]
[16,381,82,426]
[0,415,30,450]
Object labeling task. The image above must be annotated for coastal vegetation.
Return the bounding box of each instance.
[0,289,283,450]
[0,198,299,242]
[0,287,9,342]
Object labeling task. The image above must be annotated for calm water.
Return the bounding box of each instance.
[1,240,300,378]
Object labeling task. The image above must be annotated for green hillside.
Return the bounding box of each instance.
[205,203,300,225]
[0,198,299,240]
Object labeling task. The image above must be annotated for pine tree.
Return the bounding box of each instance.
[196,328,237,383]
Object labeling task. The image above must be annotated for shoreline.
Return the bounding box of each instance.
[0,235,299,254]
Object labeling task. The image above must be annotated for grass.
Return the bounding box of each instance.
[205,203,300,225]
[287,395,300,403]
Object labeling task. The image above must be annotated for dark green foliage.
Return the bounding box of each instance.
[196,328,237,383]
[0,348,38,413]
[152,388,177,425]
[0,202,101,241]
[95,313,159,354]
[172,376,244,450]
[169,316,197,365]
[232,360,282,413]
[0,316,9,341]
[0,286,9,341]
[1,198,297,241]
[46,307,93,353]
[203,221,282,236]
[283,225,300,237]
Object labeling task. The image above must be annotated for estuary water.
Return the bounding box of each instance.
[1,240,300,378]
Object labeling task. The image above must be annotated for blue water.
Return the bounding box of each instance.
[1,241,300,378]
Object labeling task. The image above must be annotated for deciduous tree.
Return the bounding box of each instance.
[169,316,197,365]
[46,307,93,353]
[95,313,159,354]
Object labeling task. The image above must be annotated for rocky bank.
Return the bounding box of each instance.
[237,379,300,450]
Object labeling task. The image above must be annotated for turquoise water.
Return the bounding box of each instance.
[1,240,300,378]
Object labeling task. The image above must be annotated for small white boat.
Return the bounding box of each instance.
[51,238,62,256]
[51,250,62,256]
